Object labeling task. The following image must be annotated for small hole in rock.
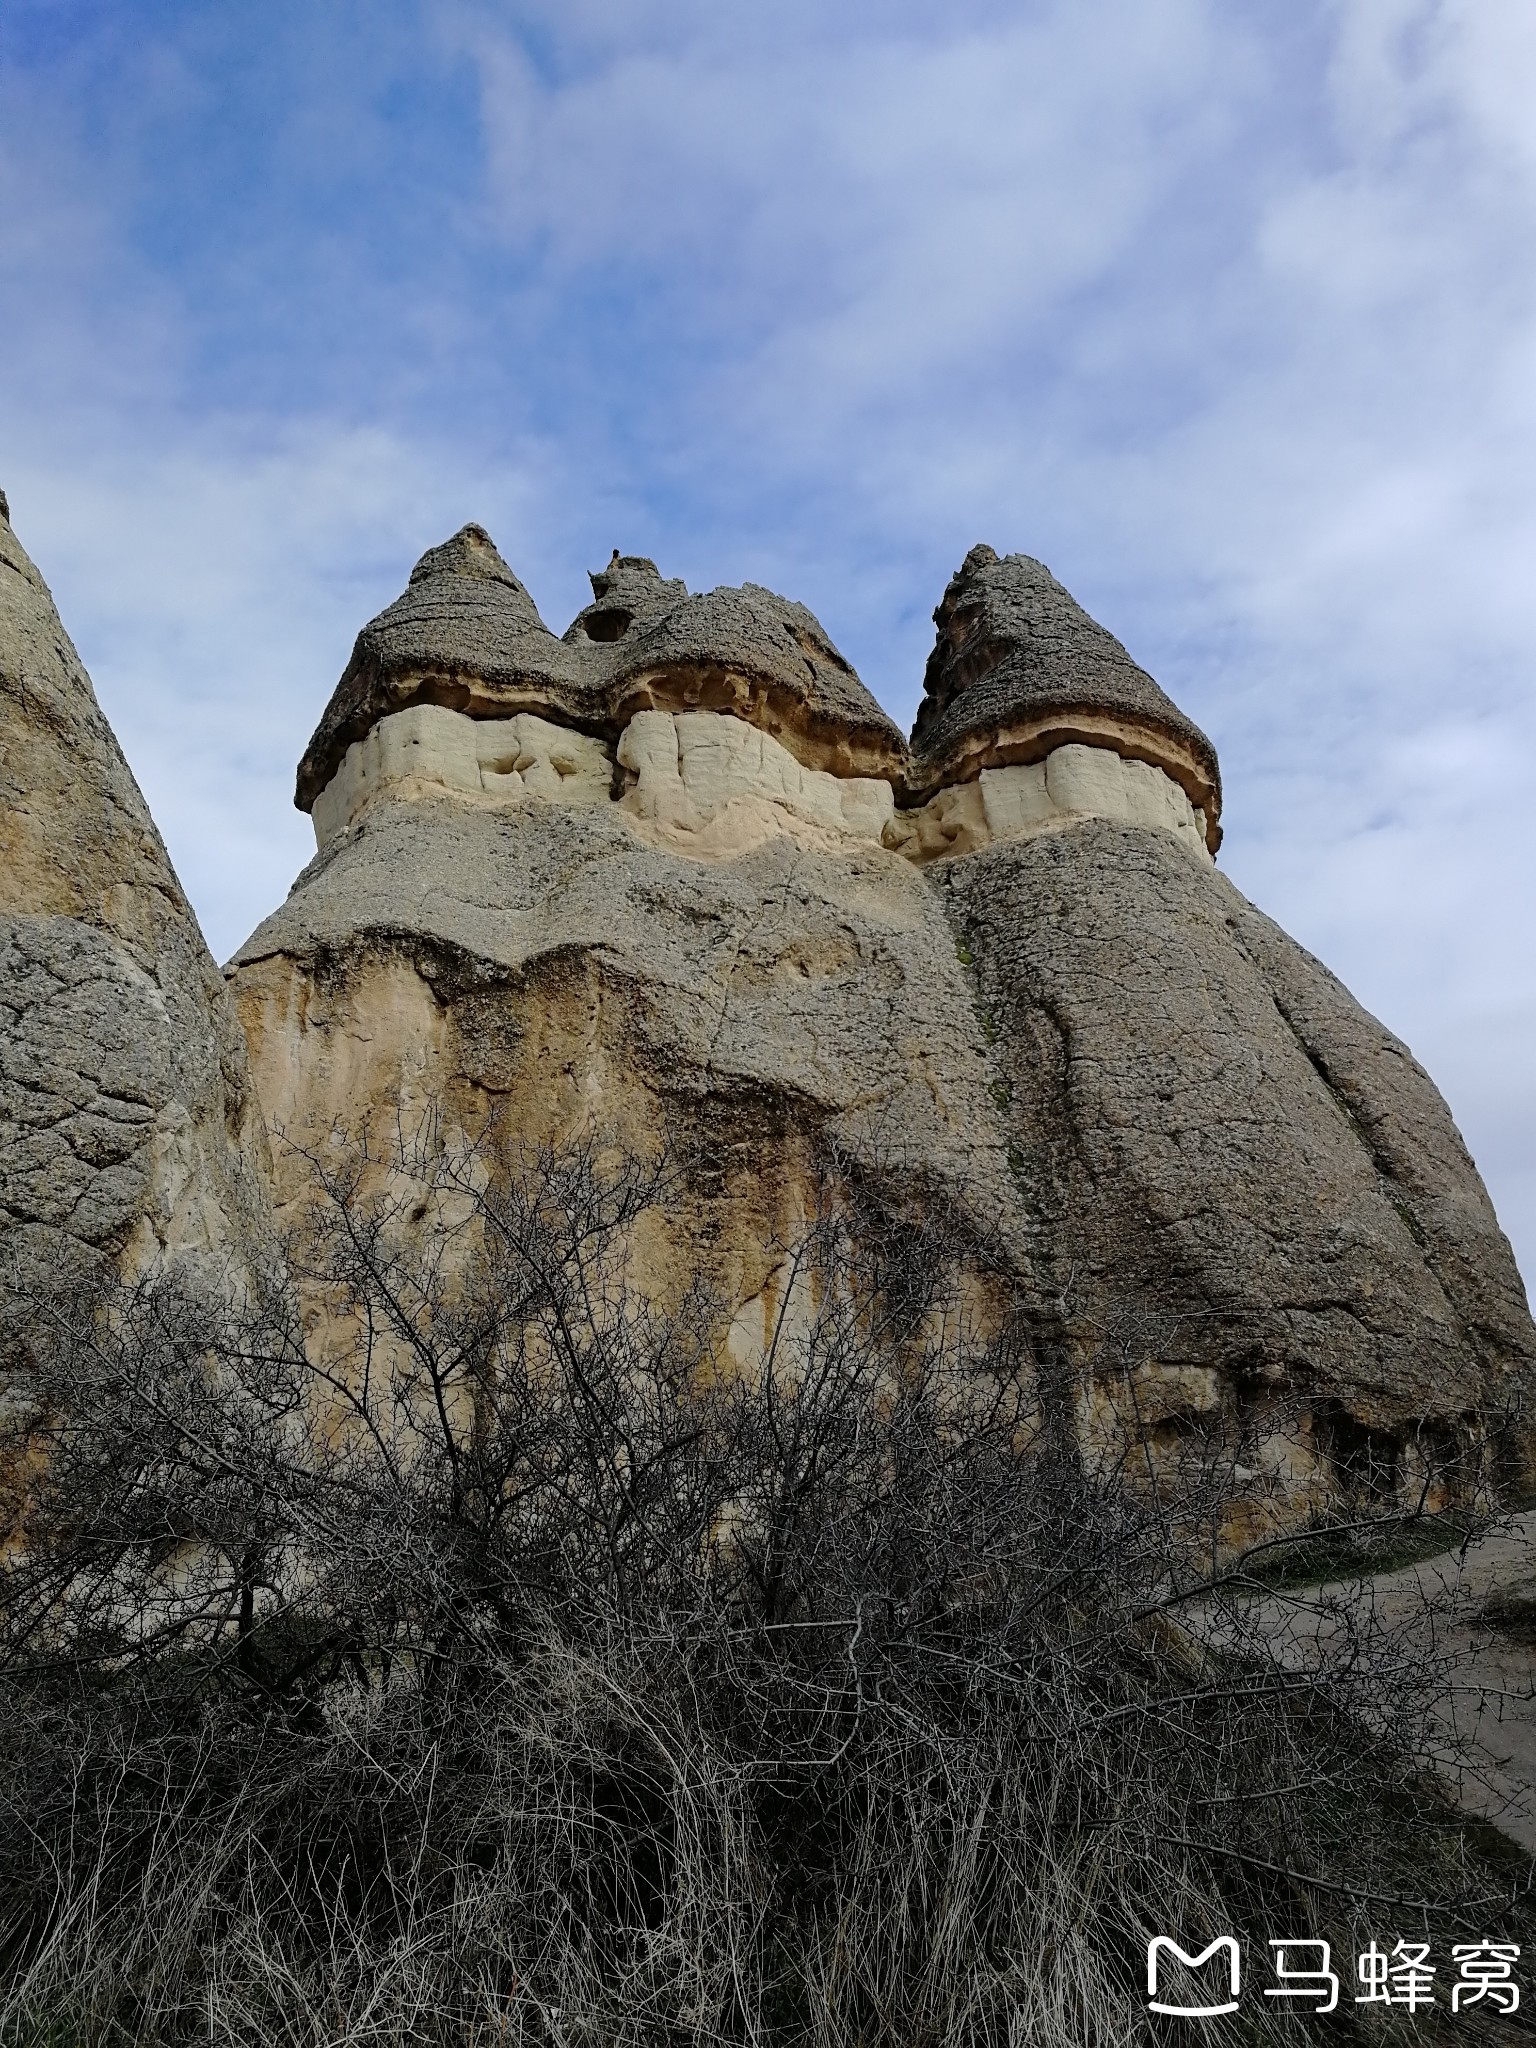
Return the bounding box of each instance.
[583,609,632,643]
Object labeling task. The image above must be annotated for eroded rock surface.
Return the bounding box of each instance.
[5,502,1524,1528]
[889,743,1212,865]
[222,524,1536,1525]
[911,545,1223,849]
[0,499,269,1305]
[306,698,1213,867]
[297,530,908,813]
[295,525,597,813]
[231,785,1038,1339]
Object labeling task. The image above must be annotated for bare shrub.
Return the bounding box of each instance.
[0,1125,1529,2044]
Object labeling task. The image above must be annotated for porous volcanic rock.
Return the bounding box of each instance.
[296,525,596,811]
[299,533,909,825]
[0,496,270,1307]
[592,579,907,783]
[563,551,688,647]
[0,498,1467,1525]
[229,525,1536,1521]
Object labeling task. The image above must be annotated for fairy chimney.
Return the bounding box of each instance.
[1,500,1528,1531]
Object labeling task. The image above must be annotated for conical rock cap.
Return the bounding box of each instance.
[911,545,1222,844]
[296,525,596,812]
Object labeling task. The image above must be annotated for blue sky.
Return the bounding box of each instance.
[3,0,1535,1282]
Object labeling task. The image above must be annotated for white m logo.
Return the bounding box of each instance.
[1147,1936,1241,2017]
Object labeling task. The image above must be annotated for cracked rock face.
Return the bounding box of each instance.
[0,501,270,1311]
[230,786,1037,1343]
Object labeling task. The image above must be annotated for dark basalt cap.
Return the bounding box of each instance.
[564,552,689,649]
[910,546,1222,844]
[295,525,596,812]
[600,581,907,781]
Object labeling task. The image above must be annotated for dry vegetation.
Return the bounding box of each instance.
[0,1128,1530,2045]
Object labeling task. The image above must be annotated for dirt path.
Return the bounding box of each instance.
[1343,1511,1536,1851]
[1213,1512,1536,1853]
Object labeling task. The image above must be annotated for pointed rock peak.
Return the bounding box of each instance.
[0,486,10,524]
[925,547,1096,710]
[589,551,686,606]
[911,544,1222,843]
[294,525,593,813]
[567,550,688,646]
[406,523,526,593]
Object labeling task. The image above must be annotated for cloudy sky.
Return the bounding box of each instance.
[3,0,1534,1282]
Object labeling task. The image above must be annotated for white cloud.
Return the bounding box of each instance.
[457,0,1243,403]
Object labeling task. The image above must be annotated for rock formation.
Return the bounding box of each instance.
[901,543,1219,860]
[0,494,270,1318]
[234,532,1013,1369]
[220,525,1536,1520]
[2,492,1531,1524]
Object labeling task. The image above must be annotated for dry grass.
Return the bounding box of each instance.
[1,1128,1530,2044]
